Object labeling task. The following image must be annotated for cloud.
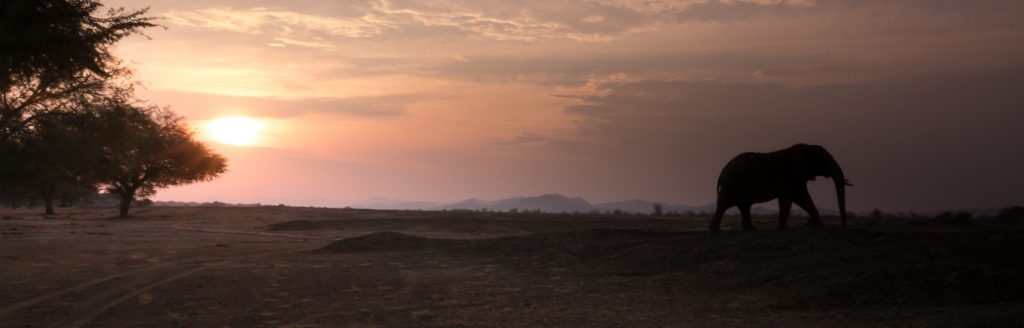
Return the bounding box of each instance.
[251,0,1022,86]
[165,6,397,47]
[161,0,831,45]
[374,0,650,42]
[138,90,418,119]
[377,0,827,41]
[489,132,549,146]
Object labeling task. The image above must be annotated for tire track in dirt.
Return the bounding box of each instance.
[0,226,335,328]
[0,261,178,318]
[66,247,310,328]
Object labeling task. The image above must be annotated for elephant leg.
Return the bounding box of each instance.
[739,203,756,231]
[778,199,792,229]
[710,203,728,232]
[793,190,822,227]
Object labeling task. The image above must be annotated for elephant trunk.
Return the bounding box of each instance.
[830,163,850,226]
[835,178,847,226]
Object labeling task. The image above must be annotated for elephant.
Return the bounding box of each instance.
[710,144,852,231]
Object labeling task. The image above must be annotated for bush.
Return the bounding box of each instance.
[994,206,1024,225]
[932,211,973,225]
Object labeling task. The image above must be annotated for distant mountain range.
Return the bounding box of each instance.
[350,193,776,215]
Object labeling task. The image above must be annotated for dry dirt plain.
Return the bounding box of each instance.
[1,206,1023,327]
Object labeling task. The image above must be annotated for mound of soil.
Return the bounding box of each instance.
[312,226,1024,310]
[317,231,463,253]
[266,219,327,231]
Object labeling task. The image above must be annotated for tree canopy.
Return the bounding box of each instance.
[88,100,227,217]
[0,0,155,91]
[13,109,99,214]
[1,1,225,217]
[1,0,155,141]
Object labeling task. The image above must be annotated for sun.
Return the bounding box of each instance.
[205,116,263,146]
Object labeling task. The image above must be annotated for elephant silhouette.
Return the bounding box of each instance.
[710,144,852,231]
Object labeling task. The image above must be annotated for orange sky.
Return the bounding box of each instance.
[108,0,1024,211]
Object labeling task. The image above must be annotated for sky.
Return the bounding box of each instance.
[107,0,1024,212]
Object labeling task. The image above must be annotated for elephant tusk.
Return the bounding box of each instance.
[844,180,854,187]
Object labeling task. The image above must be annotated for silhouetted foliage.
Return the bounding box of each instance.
[932,211,974,225]
[866,208,884,225]
[87,101,226,217]
[57,184,97,207]
[1,0,155,145]
[994,206,1024,225]
[15,110,100,214]
[0,0,156,91]
[652,203,663,216]
[0,1,164,216]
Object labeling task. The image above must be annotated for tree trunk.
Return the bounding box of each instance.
[118,196,131,217]
[118,188,135,218]
[44,197,55,216]
[41,181,55,216]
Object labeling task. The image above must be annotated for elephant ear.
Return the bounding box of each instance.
[789,144,816,181]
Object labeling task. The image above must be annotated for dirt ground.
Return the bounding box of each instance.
[1,206,1022,327]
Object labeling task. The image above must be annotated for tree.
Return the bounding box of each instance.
[2,1,155,213]
[867,208,884,225]
[1,0,155,141]
[1,0,155,90]
[995,206,1024,225]
[1,1,225,217]
[932,211,973,225]
[0,143,36,208]
[89,100,226,217]
[17,110,101,215]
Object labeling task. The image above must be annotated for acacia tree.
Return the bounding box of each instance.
[1,0,155,141]
[89,100,227,217]
[0,0,155,89]
[0,139,35,208]
[1,1,227,216]
[18,110,101,214]
[2,1,155,211]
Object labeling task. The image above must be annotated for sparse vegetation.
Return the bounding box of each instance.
[0,1,222,217]
[932,211,974,225]
[994,206,1024,225]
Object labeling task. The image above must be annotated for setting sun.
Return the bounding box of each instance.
[205,116,263,146]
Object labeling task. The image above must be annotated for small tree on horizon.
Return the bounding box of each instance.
[995,206,1024,225]
[89,101,226,217]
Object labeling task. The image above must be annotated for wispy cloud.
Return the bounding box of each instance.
[165,6,398,47]
[489,132,549,146]
[162,0,823,46]
[140,90,418,119]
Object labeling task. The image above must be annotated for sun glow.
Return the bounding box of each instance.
[205,116,263,146]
